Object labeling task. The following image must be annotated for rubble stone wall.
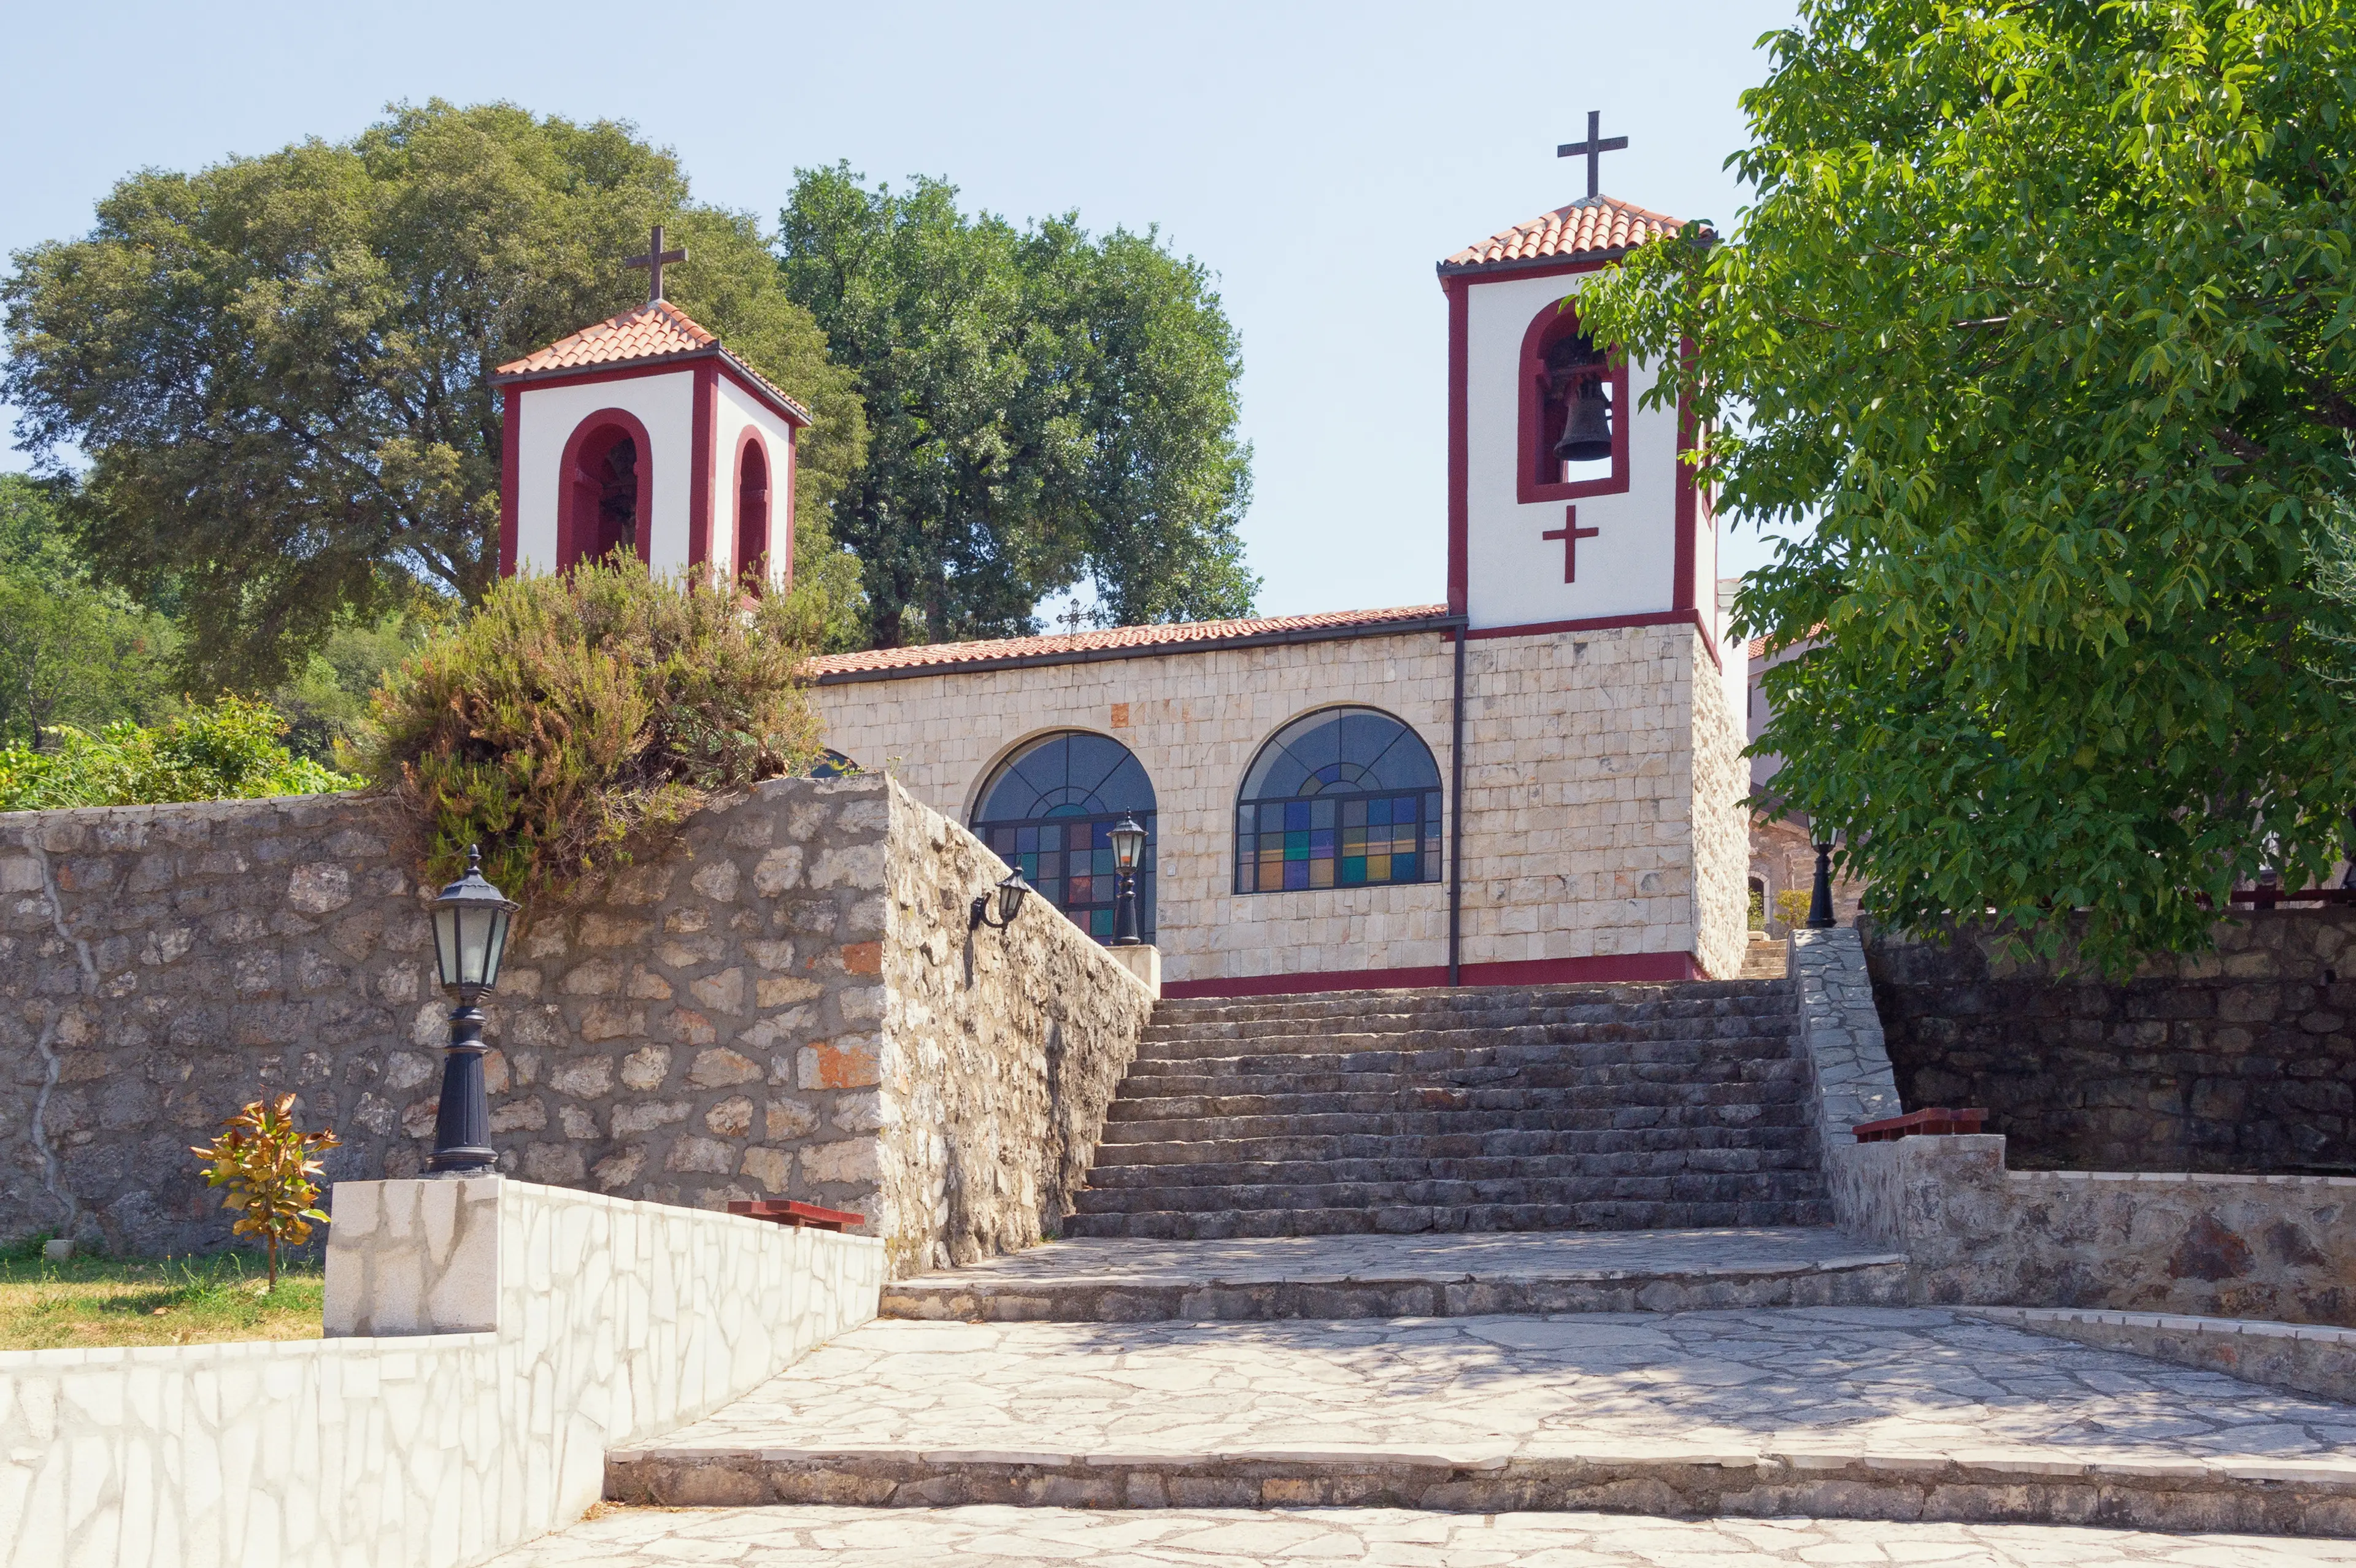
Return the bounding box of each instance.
[1866,910,2356,1173]
[0,775,1150,1265]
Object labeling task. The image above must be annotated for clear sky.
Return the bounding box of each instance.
[0,0,1796,618]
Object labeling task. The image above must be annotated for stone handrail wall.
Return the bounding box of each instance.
[1866,909,2356,1173]
[1787,926,1905,1233]
[0,1176,883,1568]
[0,775,1155,1270]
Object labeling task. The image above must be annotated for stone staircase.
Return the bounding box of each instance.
[1064,980,1830,1240]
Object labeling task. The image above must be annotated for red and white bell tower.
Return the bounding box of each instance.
[493,228,809,590]
[1439,131,1718,653]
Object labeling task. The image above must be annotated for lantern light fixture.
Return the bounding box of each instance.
[1109,815,1147,947]
[969,869,1034,933]
[425,845,519,1174]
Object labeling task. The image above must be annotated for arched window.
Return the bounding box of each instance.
[735,435,770,591]
[1515,299,1629,505]
[972,732,1156,943]
[1236,707,1441,894]
[559,411,654,567]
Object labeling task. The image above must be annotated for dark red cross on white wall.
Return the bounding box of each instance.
[1542,506,1600,583]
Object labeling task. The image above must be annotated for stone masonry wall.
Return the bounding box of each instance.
[814,619,1742,988]
[0,775,1150,1264]
[1866,910,2356,1174]
[876,793,1155,1277]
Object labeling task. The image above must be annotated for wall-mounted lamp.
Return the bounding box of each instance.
[970,869,1034,933]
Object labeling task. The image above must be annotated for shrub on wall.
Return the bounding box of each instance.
[0,696,356,811]
[362,555,826,904]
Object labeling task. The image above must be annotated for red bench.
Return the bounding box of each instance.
[726,1199,866,1232]
[1854,1107,1988,1143]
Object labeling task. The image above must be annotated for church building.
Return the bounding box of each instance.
[494,159,1751,999]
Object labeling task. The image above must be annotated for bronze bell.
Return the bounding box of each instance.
[1555,379,1612,464]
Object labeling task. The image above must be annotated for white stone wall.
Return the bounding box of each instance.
[814,619,1745,986]
[0,1177,882,1568]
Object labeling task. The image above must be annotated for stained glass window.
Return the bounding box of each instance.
[1234,707,1442,894]
[972,732,1156,944]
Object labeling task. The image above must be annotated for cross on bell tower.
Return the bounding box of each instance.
[1556,111,1629,201]
[622,224,689,304]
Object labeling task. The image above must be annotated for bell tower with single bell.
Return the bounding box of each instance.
[1438,118,1718,651]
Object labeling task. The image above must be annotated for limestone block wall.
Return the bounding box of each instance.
[0,1175,883,1568]
[0,776,1150,1266]
[813,618,1744,989]
[1866,910,2356,1172]
[877,792,1154,1277]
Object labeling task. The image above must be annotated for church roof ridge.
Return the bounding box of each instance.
[804,603,1457,684]
[1439,194,1693,275]
[492,300,811,425]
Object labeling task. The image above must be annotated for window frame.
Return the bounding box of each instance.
[1233,706,1444,896]
[971,730,1158,945]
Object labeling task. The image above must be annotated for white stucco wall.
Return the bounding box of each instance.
[1463,270,1685,632]
[709,376,798,590]
[513,371,697,574]
[812,620,1737,988]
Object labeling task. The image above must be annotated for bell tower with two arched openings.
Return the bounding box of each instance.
[493,226,810,591]
[1439,116,1717,653]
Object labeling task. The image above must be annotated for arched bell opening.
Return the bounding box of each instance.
[735,434,771,593]
[558,410,655,569]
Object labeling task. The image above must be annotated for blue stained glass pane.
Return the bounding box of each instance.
[1394,854,1419,882]
[1284,860,1309,890]
[1309,829,1334,853]
[1368,797,1392,826]
[1285,801,1311,831]
[1311,798,1335,829]
[1016,826,1037,853]
[1238,804,1255,834]
[1393,797,1416,821]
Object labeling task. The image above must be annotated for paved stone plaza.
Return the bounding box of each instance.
[485,1504,2356,1564]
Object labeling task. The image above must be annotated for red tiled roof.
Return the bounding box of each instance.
[493,301,811,424]
[805,604,1454,680]
[1441,195,1688,273]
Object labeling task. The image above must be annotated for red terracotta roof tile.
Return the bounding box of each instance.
[805,604,1454,680]
[1441,195,1690,273]
[493,301,811,425]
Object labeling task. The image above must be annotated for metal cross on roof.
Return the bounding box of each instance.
[1557,111,1629,201]
[622,223,688,304]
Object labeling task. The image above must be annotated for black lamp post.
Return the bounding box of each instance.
[426,845,518,1174]
[1806,826,1839,931]
[969,869,1034,933]
[1109,815,1147,946]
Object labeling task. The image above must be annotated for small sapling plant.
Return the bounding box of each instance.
[191,1094,340,1291]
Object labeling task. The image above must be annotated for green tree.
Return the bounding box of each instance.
[2,101,866,691]
[0,474,175,748]
[780,165,1256,647]
[1576,0,2356,970]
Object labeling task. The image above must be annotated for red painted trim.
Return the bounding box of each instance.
[1515,296,1630,506]
[688,363,716,569]
[555,407,655,569]
[1163,950,1702,999]
[497,351,810,428]
[1446,277,1468,618]
[1468,607,1722,673]
[1673,337,1701,615]
[498,386,520,578]
[731,425,770,591]
[779,428,797,592]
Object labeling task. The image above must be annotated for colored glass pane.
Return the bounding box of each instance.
[1234,707,1443,896]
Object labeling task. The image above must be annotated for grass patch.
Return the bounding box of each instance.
[0,1243,324,1351]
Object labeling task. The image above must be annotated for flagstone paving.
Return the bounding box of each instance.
[486,1503,2356,1564]
[618,1307,2356,1465]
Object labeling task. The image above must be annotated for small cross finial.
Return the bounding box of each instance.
[622,223,689,304]
[1556,110,1629,201]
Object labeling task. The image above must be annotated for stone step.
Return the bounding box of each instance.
[1072,1167,1823,1211]
[1126,1037,1800,1072]
[1093,1125,1816,1167]
[1102,1102,1816,1141]
[1139,1011,1797,1048]
[1740,939,1789,980]
[1083,1145,1822,1188]
[880,1229,1906,1322]
[1063,1196,1833,1239]
[604,1307,2356,1535]
[1109,1064,1809,1100]
[1146,979,1790,1023]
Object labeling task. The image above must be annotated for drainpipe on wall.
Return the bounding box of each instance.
[1447,618,1469,986]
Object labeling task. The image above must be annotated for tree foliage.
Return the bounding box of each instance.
[1576,0,2356,970]
[0,475,176,748]
[2,101,866,691]
[0,696,356,812]
[780,165,1256,647]
[360,554,827,907]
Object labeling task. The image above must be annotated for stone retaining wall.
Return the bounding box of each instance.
[0,777,1151,1266]
[1866,910,2356,1173]
[0,1176,882,1568]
